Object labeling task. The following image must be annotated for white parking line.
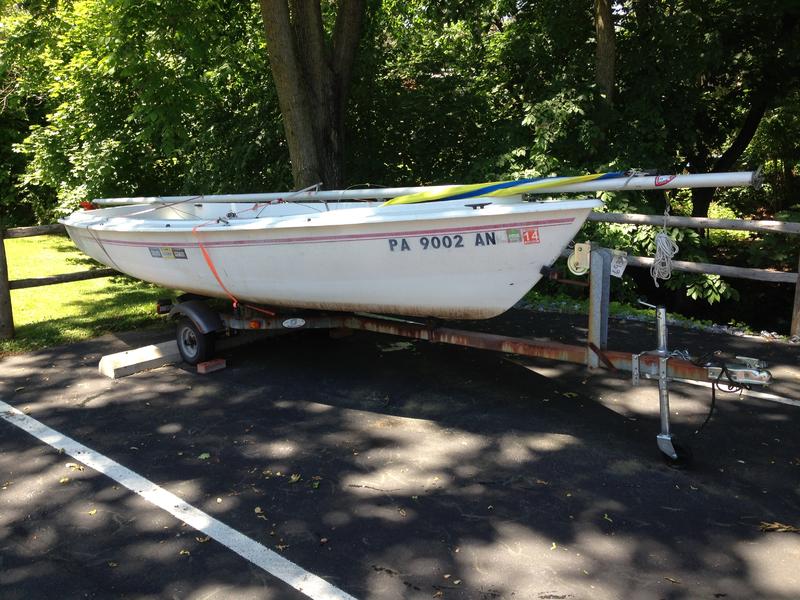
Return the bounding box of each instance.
[0,399,357,600]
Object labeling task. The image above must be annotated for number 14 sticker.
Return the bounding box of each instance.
[522,228,540,244]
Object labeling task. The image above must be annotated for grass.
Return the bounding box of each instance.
[1,234,172,355]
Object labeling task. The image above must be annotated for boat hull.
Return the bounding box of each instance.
[62,199,600,319]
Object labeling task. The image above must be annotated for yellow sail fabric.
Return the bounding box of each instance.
[382,173,611,206]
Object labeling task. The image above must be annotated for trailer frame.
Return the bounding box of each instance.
[161,291,772,465]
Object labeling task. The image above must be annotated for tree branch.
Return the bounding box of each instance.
[711,94,769,173]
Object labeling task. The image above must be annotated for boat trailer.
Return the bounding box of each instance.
[161,296,772,465]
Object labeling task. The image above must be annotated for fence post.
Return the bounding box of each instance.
[792,252,800,338]
[0,231,14,340]
[588,246,611,367]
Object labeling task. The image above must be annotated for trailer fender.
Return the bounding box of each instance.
[168,300,224,334]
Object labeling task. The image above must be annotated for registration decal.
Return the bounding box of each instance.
[149,247,188,259]
[387,232,497,252]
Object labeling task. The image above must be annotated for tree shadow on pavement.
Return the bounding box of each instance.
[1,311,798,599]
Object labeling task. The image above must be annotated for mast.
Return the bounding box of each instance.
[92,171,760,206]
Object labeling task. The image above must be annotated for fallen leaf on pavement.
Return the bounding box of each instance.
[88,509,97,516]
[664,577,681,584]
[289,474,301,483]
[760,521,800,533]
[59,477,70,484]
[198,452,211,460]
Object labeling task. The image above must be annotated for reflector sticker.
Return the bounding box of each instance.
[506,229,521,243]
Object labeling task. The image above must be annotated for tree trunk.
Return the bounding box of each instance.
[259,0,365,189]
[691,94,769,218]
[594,0,615,103]
[689,11,798,218]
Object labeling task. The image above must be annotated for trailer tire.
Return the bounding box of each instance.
[176,318,215,365]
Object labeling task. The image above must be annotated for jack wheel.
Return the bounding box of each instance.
[176,318,215,365]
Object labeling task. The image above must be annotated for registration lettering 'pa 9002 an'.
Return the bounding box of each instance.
[388,232,499,251]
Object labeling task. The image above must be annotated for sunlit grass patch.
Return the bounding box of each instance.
[1,234,172,355]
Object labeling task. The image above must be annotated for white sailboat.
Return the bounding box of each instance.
[60,170,758,319]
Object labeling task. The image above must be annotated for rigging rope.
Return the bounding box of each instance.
[650,201,679,287]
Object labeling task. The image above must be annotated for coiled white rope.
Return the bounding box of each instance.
[650,205,679,287]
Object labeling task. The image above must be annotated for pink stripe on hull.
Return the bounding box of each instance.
[97,217,576,248]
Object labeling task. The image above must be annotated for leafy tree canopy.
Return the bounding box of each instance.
[1,0,798,314]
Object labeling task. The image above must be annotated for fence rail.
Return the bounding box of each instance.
[3,223,67,238]
[587,212,800,235]
[1,212,799,341]
[588,212,800,336]
[0,223,118,339]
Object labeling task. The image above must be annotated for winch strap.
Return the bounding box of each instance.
[192,225,241,307]
[191,224,275,316]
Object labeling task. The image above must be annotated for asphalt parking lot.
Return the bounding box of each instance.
[1,310,799,599]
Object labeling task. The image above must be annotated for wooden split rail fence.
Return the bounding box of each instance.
[1,215,799,341]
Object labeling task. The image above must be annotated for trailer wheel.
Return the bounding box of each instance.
[176,318,214,365]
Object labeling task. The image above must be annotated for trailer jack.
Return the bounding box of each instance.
[630,305,772,465]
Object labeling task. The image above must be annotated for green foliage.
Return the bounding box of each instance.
[0,234,170,354]
[2,0,291,223]
[681,273,738,304]
[0,0,798,323]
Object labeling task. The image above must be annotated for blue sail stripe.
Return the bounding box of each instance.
[442,178,544,201]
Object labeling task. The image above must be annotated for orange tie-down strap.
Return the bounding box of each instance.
[192,223,275,316]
